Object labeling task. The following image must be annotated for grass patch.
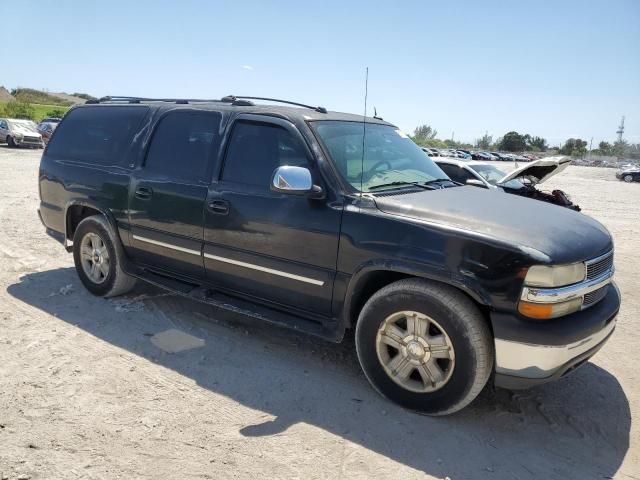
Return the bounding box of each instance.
[0,102,71,122]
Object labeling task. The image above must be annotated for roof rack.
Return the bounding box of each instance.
[88,96,229,105]
[221,95,327,114]
[87,95,328,113]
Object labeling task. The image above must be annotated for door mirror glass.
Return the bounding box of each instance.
[466,178,488,188]
[271,166,313,194]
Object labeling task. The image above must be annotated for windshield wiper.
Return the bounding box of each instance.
[368,181,433,191]
[423,178,454,185]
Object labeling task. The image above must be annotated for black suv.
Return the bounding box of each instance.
[38,96,620,415]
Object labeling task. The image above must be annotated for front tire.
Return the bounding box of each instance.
[7,136,16,148]
[624,175,633,183]
[355,278,493,415]
[73,215,137,297]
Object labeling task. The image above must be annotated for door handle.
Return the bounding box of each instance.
[135,186,153,199]
[207,199,229,215]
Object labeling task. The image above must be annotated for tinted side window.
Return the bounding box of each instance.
[145,111,222,183]
[222,121,309,188]
[46,106,147,165]
[438,163,473,183]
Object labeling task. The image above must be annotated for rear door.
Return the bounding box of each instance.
[202,115,342,315]
[128,109,223,279]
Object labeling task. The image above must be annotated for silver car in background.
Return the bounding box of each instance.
[0,118,44,148]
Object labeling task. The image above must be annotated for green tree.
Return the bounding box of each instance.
[597,141,613,155]
[527,136,548,152]
[612,139,629,157]
[412,124,438,145]
[0,101,36,120]
[498,131,527,152]
[475,133,493,150]
[559,138,588,157]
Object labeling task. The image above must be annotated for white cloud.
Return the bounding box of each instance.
[241,65,254,71]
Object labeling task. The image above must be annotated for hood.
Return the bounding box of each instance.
[11,124,40,137]
[373,186,611,263]
[498,156,571,185]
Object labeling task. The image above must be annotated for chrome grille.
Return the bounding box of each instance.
[583,284,609,308]
[23,136,40,143]
[586,251,613,280]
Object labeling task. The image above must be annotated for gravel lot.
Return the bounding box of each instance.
[0,147,638,479]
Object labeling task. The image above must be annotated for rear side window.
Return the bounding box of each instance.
[144,110,222,183]
[222,120,309,188]
[46,106,147,165]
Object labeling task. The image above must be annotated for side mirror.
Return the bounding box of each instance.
[271,166,324,198]
[466,178,488,188]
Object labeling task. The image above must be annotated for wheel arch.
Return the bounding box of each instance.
[341,261,492,331]
[64,201,119,251]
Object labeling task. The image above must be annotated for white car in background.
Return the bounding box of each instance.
[435,156,580,210]
[0,118,44,148]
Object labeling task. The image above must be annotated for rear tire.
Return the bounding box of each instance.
[73,215,137,297]
[355,278,493,416]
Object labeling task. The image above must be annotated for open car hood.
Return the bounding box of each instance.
[498,156,572,185]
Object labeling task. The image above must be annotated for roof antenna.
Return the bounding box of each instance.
[359,67,369,196]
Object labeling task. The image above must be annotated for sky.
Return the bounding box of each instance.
[2,0,639,146]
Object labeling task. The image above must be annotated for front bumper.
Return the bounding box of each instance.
[15,137,44,148]
[493,282,619,389]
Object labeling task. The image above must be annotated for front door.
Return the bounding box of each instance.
[128,109,223,279]
[203,115,342,316]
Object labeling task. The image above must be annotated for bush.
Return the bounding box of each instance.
[45,108,67,119]
[0,101,36,120]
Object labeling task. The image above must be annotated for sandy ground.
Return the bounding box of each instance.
[0,148,639,480]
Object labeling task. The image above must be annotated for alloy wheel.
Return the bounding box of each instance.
[80,232,110,284]
[376,311,455,393]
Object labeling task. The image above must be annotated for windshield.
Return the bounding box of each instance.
[312,121,450,192]
[8,120,38,132]
[471,164,524,189]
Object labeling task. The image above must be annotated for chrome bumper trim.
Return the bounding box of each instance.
[521,270,613,304]
[494,319,616,379]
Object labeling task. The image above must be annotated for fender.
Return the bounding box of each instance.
[63,199,126,252]
[339,258,492,331]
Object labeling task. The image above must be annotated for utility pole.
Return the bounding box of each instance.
[616,116,625,143]
[587,137,593,160]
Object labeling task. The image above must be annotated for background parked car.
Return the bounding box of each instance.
[435,156,580,210]
[0,118,44,148]
[490,151,511,161]
[616,166,640,183]
[420,147,440,157]
[37,121,58,144]
[40,117,63,124]
[471,151,493,161]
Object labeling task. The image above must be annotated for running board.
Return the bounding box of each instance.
[131,269,343,342]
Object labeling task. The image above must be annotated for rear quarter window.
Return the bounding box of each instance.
[46,106,148,166]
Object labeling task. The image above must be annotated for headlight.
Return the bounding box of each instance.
[519,262,587,320]
[14,132,24,139]
[523,262,585,288]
